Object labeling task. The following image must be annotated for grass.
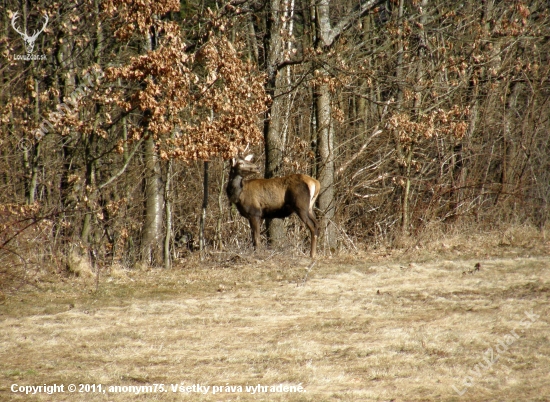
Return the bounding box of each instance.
[1,231,549,401]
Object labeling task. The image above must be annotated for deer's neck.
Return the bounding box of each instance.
[226,174,243,204]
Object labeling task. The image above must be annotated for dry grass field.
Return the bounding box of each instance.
[1,228,549,401]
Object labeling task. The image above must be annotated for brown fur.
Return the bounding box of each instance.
[227,156,320,258]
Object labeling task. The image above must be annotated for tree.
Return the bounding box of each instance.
[262,0,289,248]
[310,0,381,249]
[1,0,549,275]
[102,0,267,264]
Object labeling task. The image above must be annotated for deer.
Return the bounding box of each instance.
[226,154,320,258]
[11,11,49,54]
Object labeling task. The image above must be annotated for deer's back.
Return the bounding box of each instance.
[242,174,320,218]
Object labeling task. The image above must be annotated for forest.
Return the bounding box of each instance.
[1,0,549,282]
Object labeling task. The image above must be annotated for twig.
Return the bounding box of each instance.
[298,260,317,286]
[98,137,144,190]
[335,99,390,178]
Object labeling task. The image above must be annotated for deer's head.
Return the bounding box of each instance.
[229,154,260,178]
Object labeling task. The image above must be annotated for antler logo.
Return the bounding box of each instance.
[11,11,48,54]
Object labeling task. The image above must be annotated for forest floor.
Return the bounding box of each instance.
[1,227,549,401]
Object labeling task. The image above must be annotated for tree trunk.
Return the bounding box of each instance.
[216,161,225,250]
[311,0,337,250]
[401,148,413,235]
[80,132,96,244]
[401,0,428,235]
[140,21,164,266]
[164,157,173,269]
[263,0,286,247]
[141,133,164,265]
[315,82,337,250]
[26,76,40,205]
[55,10,77,242]
[199,161,209,259]
[501,81,521,198]
[394,0,409,236]
[81,1,104,245]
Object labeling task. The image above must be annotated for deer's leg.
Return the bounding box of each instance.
[309,212,319,259]
[297,209,319,258]
[310,234,317,259]
[248,216,262,251]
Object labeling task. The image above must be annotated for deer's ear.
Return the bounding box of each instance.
[244,154,254,162]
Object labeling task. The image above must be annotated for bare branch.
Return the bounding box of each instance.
[317,0,383,47]
[336,100,390,177]
[98,137,144,190]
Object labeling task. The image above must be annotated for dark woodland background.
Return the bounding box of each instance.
[1,0,549,285]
